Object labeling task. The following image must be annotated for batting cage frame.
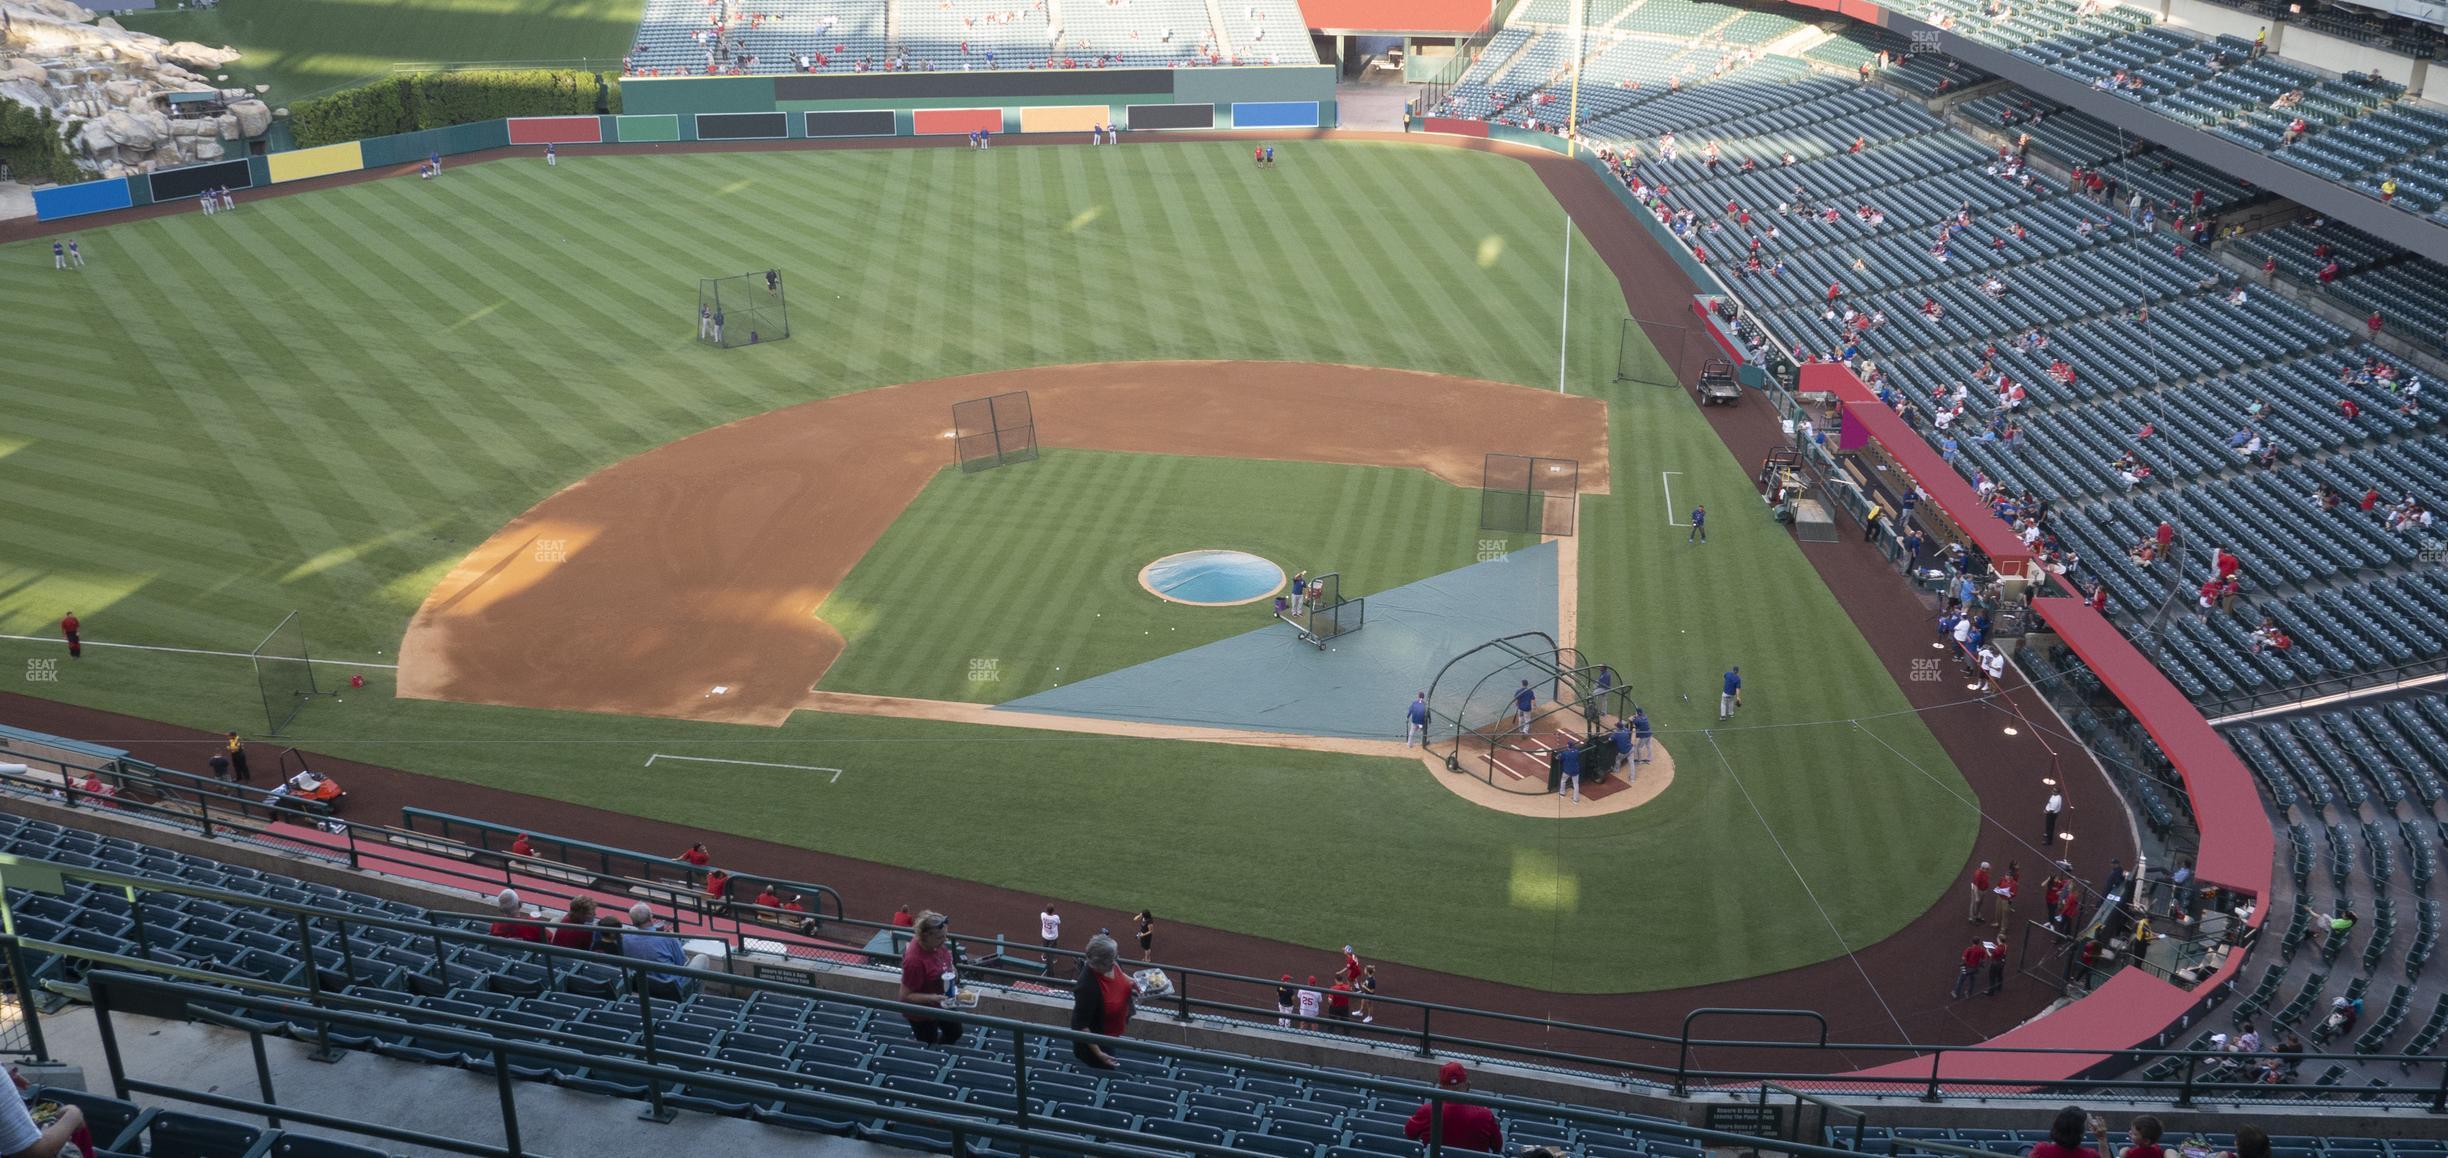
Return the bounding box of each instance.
[696,271,791,349]
[252,611,335,736]
[1425,632,1635,796]
[1277,570,1365,649]
[952,390,1039,473]
[1479,453,1580,537]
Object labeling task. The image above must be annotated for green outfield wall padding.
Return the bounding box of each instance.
[624,66,1329,126]
[614,113,682,142]
[358,120,512,167]
[1171,65,1335,108]
[621,76,784,117]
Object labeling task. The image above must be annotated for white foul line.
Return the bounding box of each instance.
[1662,471,1685,526]
[646,753,843,782]
[0,634,400,669]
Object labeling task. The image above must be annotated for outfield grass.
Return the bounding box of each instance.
[818,451,1535,702]
[120,0,641,103]
[0,141,1976,990]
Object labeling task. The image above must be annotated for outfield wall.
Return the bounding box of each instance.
[33,66,1332,221]
[626,66,1336,137]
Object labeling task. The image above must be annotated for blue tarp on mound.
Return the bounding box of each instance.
[995,542,1559,739]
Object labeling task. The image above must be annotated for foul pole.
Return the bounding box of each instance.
[1566,0,1586,156]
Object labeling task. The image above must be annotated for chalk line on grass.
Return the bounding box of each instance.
[0,634,400,669]
[646,753,844,782]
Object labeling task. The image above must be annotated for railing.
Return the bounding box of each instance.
[1420,0,1530,114]
[7,853,2448,1114]
[399,806,843,925]
[2202,654,2448,721]
[0,760,846,953]
[0,934,44,1063]
[76,967,1889,1158]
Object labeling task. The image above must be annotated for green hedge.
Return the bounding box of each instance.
[290,70,619,148]
[0,102,84,187]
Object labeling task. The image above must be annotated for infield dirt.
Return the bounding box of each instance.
[398,361,1608,725]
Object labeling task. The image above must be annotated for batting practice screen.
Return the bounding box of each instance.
[1480,453,1579,537]
[953,391,1039,473]
[697,271,791,348]
[252,610,323,735]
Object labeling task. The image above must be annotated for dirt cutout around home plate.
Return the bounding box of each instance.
[399,361,1609,728]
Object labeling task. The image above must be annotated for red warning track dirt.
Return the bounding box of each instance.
[397,361,1608,725]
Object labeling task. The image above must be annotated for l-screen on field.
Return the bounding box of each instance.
[0,140,1973,992]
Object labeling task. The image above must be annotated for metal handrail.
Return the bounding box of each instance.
[2,759,846,934]
[8,849,2448,1113]
[77,968,1892,1158]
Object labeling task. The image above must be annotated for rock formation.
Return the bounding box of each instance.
[0,0,269,181]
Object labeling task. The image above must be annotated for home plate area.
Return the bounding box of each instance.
[1466,721,1637,801]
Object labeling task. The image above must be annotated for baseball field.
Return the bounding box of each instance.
[0,138,1978,993]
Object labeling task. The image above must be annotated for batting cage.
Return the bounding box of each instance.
[253,611,334,736]
[1480,453,1580,537]
[1424,632,1634,796]
[696,270,790,348]
[1277,570,1365,649]
[952,390,1039,473]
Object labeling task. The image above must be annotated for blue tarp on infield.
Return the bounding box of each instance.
[995,542,1558,739]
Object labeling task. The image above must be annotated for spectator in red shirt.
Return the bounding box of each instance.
[1984,935,2009,995]
[898,910,964,1045]
[892,904,916,928]
[1405,1063,1504,1152]
[2362,487,2383,511]
[2319,259,2340,283]
[509,833,534,859]
[2114,1116,2169,1158]
[2154,520,2176,553]
[2215,548,2242,580]
[2368,312,2384,339]
[489,889,544,943]
[1070,933,1136,1068]
[705,868,734,915]
[2340,397,2362,419]
[1968,861,1992,922]
[755,884,783,913]
[1341,945,1365,988]
[1327,980,1355,1022]
[551,896,599,949]
[1951,940,1983,998]
[679,842,711,867]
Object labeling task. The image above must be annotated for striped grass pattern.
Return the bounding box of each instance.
[0,141,1974,991]
[818,450,1536,702]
